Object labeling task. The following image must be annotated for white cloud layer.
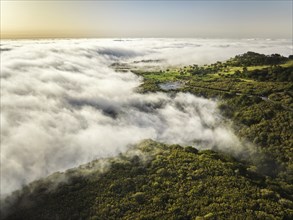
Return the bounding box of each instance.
[0,38,291,195]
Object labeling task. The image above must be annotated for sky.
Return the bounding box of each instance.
[0,0,292,39]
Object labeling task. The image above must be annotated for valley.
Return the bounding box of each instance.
[2,52,293,220]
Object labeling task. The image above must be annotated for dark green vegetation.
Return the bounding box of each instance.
[226,51,290,67]
[2,52,293,219]
[134,52,293,199]
[2,140,293,219]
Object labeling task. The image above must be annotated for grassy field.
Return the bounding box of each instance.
[134,59,293,106]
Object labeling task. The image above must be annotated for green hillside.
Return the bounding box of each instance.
[134,52,293,192]
[2,140,293,220]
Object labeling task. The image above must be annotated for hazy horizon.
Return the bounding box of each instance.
[1,1,292,39]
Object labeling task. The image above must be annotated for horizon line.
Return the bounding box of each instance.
[1,36,292,40]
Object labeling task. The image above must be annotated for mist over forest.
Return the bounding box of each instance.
[1,37,293,220]
[1,38,291,195]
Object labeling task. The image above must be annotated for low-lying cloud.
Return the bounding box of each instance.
[0,38,291,195]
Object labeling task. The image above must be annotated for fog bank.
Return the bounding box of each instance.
[1,38,290,195]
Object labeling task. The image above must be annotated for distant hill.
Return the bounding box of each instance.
[226,51,289,66]
[2,140,292,220]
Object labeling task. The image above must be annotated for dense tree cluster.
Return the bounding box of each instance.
[236,66,293,82]
[2,141,293,220]
[226,51,289,66]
